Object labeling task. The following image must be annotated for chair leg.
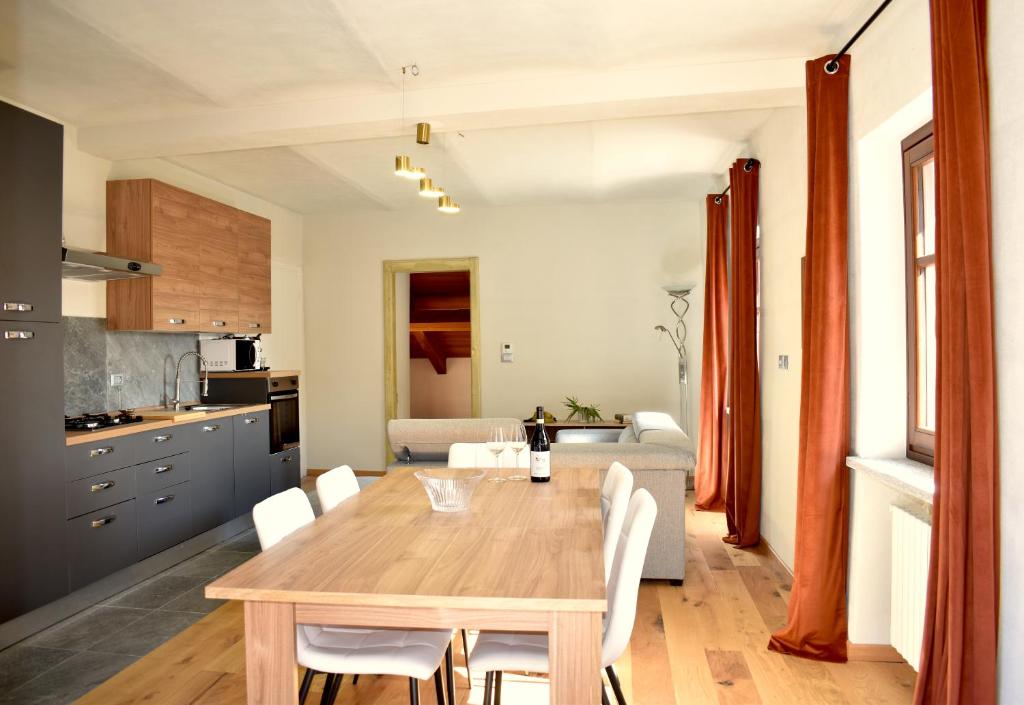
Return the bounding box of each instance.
[602,686,612,705]
[352,674,359,685]
[483,671,494,705]
[606,665,627,705]
[494,671,502,705]
[409,677,420,705]
[434,667,445,705]
[298,668,316,705]
[319,674,340,705]
[462,629,471,670]
[445,642,456,704]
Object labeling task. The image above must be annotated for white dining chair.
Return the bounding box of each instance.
[602,462,634,582]
[469,489,658,705]
[448,442,529,469]
[251,488,454,705]
[316,465,361,513]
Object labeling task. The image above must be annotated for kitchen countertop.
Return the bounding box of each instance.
[65,403,271,446]
[207,369,301,379]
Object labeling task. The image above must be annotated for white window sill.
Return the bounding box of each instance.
[847,456,935,505]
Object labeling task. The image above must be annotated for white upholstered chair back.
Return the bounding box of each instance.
[448,442,529,468]
[316,465,361,513]
[602,489,657,667]
[252,487,315,551]
[601,461,634,582]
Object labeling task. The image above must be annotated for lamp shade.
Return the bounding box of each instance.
[438,195,460,214]
[419,178,445,198]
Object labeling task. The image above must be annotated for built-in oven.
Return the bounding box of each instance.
[268,375,300,453]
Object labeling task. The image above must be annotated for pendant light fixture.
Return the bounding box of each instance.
[438,195,460,214]
[419,178,444,197]
[393,65,423,179]
[416,122,431,145]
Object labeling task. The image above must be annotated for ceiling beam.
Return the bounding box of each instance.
[409,321,471,333]
[411,331,447,375]
[76,58,806,159]
[412,295,471,312]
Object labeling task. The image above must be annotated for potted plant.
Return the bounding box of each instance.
[563,396,603,423]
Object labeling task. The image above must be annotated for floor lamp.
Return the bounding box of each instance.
[655,284,695,435]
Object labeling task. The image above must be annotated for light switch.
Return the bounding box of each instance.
[777,355,789,370]
[110,373,125,387]
[501,342,514,363]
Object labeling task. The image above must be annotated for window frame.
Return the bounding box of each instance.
[902,121,936,465]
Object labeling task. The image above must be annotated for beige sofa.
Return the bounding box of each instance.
[385,412,693,582]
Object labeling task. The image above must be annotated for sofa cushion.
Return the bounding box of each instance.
[631,411,694,453]
[387,418,521,461]
[618,427,638,443]
[551,442,694,472]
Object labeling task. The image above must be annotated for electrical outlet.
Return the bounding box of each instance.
[110,373,125,387]
[777,355,789,370]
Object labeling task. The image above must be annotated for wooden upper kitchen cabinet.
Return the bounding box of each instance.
[106,179,272,333]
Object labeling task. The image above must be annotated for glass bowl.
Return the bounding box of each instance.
[415,468,486,512]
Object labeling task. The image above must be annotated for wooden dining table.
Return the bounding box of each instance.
[205,467,607,704]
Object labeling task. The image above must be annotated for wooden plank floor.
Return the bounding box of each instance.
[75,497,916,705]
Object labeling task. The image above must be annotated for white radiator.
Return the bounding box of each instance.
[889,505,932,671]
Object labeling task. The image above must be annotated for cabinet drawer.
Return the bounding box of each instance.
[66,466,135,519]
[138,482,192,559]
[65,437,135,482]
[135,452,190,495]
[67,500,138,591]
[270,447,301,495]
[134,424,194,464]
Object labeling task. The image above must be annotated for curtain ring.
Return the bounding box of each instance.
[824,60,840,75]
[743,160,755,173]
[714,196,723,205]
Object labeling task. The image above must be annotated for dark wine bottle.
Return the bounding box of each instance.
[530,406,551,483]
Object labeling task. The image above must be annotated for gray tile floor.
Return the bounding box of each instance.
[0,527,261,705]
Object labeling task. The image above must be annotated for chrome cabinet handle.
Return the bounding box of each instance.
[91,516,116,528]
[154,464,172,474]
[212,320,226,327]
[3,302,33,312]
[154,495,175,505]
[247,322,261,329]
[244,417,258,424]
[89,447,114,457]
[4,331,34,340]
[90,480,115,492]
[281,455,294,463]
[168,319,185,325]
[202,424,220,432]
[153,434,172,443]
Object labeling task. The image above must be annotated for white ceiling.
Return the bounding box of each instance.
[0,0,876,212]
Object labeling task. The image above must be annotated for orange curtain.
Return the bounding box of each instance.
[768,54,851,662]
[723,159,761,547]
[914,1,999,702]
[695,194,729,511]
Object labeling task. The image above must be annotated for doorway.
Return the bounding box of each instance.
[383,258,481,455]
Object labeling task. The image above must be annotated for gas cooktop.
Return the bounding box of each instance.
[65,411,144,432]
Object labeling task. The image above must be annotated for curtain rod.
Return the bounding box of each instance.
[824,0,893,74]
[714,158,758,204]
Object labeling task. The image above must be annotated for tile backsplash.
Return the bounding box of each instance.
[64,317,200,415]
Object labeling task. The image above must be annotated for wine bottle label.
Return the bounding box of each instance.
[530,451,550,478]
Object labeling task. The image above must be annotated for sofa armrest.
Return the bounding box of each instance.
[554,428,623,443]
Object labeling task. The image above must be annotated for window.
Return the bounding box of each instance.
[902,122,936,464]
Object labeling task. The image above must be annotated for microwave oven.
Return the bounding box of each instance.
[200,337,264,372]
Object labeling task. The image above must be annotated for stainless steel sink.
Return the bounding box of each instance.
[182,404,247,412]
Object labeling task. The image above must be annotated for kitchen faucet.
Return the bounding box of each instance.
[170,351,210,411]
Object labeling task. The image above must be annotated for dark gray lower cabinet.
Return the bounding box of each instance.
[138,482,191,559]
[233,411,270,517]
[270,447,301,495]
[67,500,137,591]
[192,421,235,535]
[1,321,67,622]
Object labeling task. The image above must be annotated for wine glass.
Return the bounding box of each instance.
[486,426,507,483]
[507,423,528,481]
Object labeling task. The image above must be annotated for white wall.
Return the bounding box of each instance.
[747,106,807,570]
[410,358,472,418]
[990,2,1024,701]
[303,200,704,469]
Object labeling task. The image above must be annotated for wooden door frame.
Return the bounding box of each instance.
[383,257,481,460]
